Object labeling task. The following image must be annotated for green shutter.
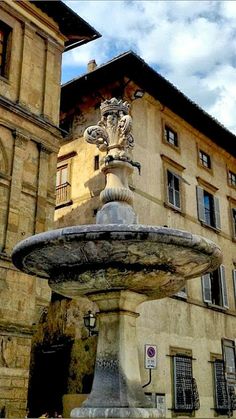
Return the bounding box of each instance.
[196,186,205,223]
[202,274,212,303]
[233,270,236,301]
[220,265,229,309]
[214,196,221,230]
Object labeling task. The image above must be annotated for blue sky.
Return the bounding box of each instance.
[62,1,236,134]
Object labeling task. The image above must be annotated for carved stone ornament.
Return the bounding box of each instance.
[13,130,29,150]
[84,98,140,223]
[84,98,135,164]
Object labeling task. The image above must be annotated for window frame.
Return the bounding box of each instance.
[94,155,99,171]
[228,170,236,188]
[163,123,179,149]
[231,208,236,239]
[167,169,181,210]
[56,152,76,208]
[213,357,229,412]
[202,265,229,309]
[199,149,211,170]
[171,350,199,413]
[196,186,221,230]
[0,20,12,80]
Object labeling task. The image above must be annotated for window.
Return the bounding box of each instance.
[56,164,71,206]
[232,209,236,238]
[196,186,221,229]
[0,21,11,79]
[222,339,236,413]
[164,125,178,147]
[94,155,99,171]
[199,150,211,169]
[229,170,236,187]
[167,170,181,209]
[213,359,229,412]
[222,339,236,379]
[173,354,199,412]
[174,286,187,299]
[202,265,228,308]
[233,270,236,304]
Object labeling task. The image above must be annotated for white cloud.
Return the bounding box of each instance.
[63,0,236,134]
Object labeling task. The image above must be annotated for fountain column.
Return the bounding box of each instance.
[71,291,156,417]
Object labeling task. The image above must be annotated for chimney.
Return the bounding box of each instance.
[87,59,97,72]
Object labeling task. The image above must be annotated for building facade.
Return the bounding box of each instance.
[55,52,236,418]
[0,1,99,417]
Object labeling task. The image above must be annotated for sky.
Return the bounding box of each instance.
[62,1,236,134]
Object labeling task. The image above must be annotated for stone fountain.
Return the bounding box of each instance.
[12,98,222,418]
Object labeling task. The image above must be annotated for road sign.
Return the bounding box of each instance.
[145,344,157,369]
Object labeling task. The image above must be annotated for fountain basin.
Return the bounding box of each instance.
[12,224,221,300]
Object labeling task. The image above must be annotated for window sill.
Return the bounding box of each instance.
[169,408,195,417]
[0,74,10,84]
[55,199,73,209]
[163,139,180,153]
[206,303,228,312]
[172,294,187,301]
[164,202,185,215]
[200,221,220,234]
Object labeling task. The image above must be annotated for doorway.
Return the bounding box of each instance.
[28,341,72,417]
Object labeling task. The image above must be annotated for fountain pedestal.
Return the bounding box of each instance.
[71,290,161,418]
[12,98,222,419]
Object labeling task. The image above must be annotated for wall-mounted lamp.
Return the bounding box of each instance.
[83,310,98,336]
[133,89,145,99]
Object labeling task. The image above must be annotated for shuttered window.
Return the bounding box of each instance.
[175,286,187,299]
[233,270,236,304]
[173,355,199,411]
[196,186,221,230]
[167,170,181,209]
[232,209,236,238]
[202,265,229,308]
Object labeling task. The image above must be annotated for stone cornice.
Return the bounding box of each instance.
[0,95,62,141]
[196,176,219,193]
[0,321,35,337]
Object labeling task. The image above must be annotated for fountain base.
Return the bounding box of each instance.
[71,406,163,418]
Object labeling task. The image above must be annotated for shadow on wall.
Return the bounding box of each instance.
[55,172,105,228]
[27,295,97,418]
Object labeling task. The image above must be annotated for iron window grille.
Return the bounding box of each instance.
[173,355,200,412]
[214,359,229,412]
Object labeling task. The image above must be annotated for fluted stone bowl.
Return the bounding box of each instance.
[12,224,222,300]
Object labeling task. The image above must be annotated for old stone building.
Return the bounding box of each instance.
[55,51,236,418]
[0,1,99,417]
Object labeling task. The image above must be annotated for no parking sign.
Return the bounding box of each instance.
[145,344,157,369]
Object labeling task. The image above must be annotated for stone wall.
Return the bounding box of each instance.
[0,1,64,416]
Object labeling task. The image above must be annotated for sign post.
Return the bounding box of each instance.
[145,344,157,369]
